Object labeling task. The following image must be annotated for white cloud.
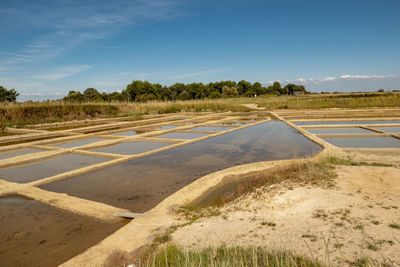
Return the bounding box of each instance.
[284,74,400,84]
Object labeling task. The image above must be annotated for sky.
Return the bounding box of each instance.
[0,0,399,101]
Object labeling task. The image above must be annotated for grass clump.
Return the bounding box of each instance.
[323,156,393,167]
[110,244,323,267]
[219,160,336,205]
[388,223,400,229]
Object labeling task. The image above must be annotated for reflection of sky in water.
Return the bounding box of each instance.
[0,154,109,183]
[296,120,400,125]
[190,126,234,131]
[156,132,210,139]
[307,128,373,134]
[0,149,43,160]
[113,130,137,136]
[50,138,104,148]
[324,137,400,148]
[376,128,400,133]
[92,141,171,155]
[42,121,322,212]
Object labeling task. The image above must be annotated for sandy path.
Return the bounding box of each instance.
[171,165,400,265]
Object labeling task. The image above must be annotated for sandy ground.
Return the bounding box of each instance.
[171,160,400,265]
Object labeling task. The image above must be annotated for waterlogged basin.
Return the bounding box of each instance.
[307,128,373,134]
[190,126,234,132]
[295,120,400,126]
[377,127,400,133]
[156,132,210,140]
[159,125,180,130]
[50,138,105,148]
[91,141,172,155]
[323,137,400,148]
[113,130,137,136]
[0,154,109,183]
[42,122,322,212]
[0,149,43,160]
[0,196,123,267]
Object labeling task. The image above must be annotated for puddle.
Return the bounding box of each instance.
[190,126,234,132]
[307,128,373,134]
[0,149,43,160]
[0,196,123,267]
[159,125,180,130]
[377,127,400,133]
[91,141,172,155]
[295,120,400,125]
[218,121,252,126]
[156,132,210,140]
[0,154,109,183]
[113,130,137,136]
[42,122,322,212]
[323,137,400,148]
[50,138,105,148]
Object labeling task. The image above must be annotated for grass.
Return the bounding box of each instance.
[175,157,337,223]
[104,244,323,267]
[388,223,400,229]
[2,92,399,128]
[322,156,393,167]
[0,100,250,128]
[251,92,400,110]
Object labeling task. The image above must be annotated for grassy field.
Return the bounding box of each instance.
[1,92,399,129]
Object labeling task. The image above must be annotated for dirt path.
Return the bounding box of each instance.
[171,164,400,265]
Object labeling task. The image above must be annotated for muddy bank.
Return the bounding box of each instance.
[0,196,124,267]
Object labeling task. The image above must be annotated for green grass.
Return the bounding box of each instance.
[104,244,323,267]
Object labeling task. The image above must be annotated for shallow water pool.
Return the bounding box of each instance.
[42,121,322,212]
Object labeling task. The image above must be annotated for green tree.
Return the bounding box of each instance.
[123,81,159,102]
[83,88,100,101]
[63,90,84,102]
[0,86,19,102]
[237,80,252,95]
[222,86,239,98]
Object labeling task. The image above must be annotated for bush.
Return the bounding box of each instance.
[0,86,19,102]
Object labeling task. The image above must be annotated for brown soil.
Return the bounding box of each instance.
[0,196,124,267]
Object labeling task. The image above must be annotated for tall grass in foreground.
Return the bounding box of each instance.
[105,244,323,267]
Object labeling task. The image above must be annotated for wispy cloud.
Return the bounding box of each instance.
[0,0,182,66]
[266,74,400,85]
[34,65,92,81]
[172,68,229,79]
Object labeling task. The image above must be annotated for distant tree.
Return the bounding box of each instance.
[123,81,159,102]
[237,80,252,95]
[0,86,19,102]
[252,82,267,96]
[284,84,307,95]
[83,88,100,101]
[267,81,283,95]
[209,91,221,99]
[222,86,239,98]
[107,91,126,102]
[377,89,385,92]
[176,90,191,100]
[243,89,256,97]
[63,90,84,102]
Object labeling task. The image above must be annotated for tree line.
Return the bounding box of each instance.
[63,80,308,102]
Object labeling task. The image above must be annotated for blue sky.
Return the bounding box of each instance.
[1,0,399,100]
